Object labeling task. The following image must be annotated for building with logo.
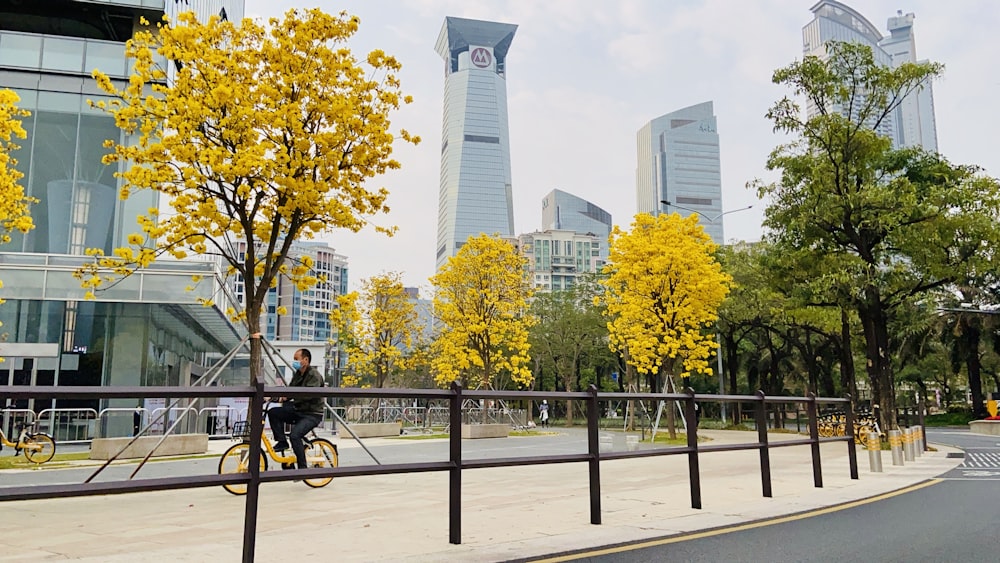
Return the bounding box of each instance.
[0,0,245,439]
[803,1,937,150]
[434,17,518,272]
[541,189,612,266]
[636,101,725,244]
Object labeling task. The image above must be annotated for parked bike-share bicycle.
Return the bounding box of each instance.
[217,405,338,495]
[0,412,56,464]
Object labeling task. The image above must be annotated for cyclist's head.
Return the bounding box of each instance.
[295,348,312,367]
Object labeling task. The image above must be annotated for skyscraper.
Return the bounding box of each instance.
[636,101,725,244]
[880,11,938,152]
[803,1,937,151]
[434,17,517,272]
[541,189,612,265]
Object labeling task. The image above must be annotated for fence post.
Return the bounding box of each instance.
[449,381,463,545]
[587,385,601,525]
[806,393,823,488]
[684,387,701,509]
[754,391,772,498]
[844,395,859,480]
[242,376,265,563]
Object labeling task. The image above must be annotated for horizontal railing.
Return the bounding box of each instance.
[0,382,857,563]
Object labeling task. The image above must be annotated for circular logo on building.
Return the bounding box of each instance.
[470,47,492,68]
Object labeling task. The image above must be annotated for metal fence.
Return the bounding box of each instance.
[0,382,857,563]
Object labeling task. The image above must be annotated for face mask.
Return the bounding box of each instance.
[291,360,302,371]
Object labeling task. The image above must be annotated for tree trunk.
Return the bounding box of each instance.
[839,308,858,412]
[858,293,896,432]
[725,332,739,425]
[963,323,987,419]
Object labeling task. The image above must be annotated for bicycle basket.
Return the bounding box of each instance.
[232,421,251,440]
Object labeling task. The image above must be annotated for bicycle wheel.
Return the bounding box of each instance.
[303,438,338,489]
[23,433,55,463]
[218,443,268,496]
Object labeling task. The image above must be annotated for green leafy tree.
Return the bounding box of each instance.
[756,41,1000,431]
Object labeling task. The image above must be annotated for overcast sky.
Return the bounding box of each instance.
[245,0,1000,291]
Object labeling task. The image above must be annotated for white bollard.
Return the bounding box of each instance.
[867,432,883,472]
[889,429,904,466]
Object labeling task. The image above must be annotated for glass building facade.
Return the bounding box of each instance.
[541,189,612,265]
[434,17,518,272]
[515,230,604,292]
[0,0,245,439]
[803,1,937,151]
[636,101,725,245]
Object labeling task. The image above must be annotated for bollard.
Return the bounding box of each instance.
[867,432,883,472]
[912,425,924,456]
[903,427,915,462]
[889,429,904,466]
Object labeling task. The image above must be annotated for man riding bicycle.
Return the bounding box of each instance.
[268,348,324,469]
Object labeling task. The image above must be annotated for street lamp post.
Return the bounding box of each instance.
[660,199,753,424]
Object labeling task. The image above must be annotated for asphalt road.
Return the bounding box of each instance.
[568,429,1000,563]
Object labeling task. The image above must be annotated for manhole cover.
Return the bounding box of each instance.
[947,452,965,458]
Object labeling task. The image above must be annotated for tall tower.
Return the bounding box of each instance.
[434,17,517,271]
[636,102,725,244]
[879,11,938,152]
[802,1,898,146]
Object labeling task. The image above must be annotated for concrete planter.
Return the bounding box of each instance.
[968,420,1000,436]
[337,422,401,438]
[461,424,509,439]
[90,433,209,460]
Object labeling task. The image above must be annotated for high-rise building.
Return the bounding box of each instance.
[516,230,605,292]
[636,102,725,244]
[434,17,517,272]
[802,1,937,151]
[0,0,245,439]
[880,11,938,152]
[541,189,612,265]
[233,240,347,342]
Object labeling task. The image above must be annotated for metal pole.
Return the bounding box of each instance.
[844,396,858,480]
[587,385,601,524]
[913,425,924,457]
[242,375,265,563]
[448,382,462,545]
[684,387,701,509]
[754,391,772,498]
[806,393,823,488]
[903,427,915,461]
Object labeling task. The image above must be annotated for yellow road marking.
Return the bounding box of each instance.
[535,479,943,562]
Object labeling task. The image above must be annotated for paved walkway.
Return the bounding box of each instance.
[0,430,961,562]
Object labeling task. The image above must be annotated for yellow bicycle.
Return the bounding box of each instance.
[0,418,56,464]
[218,411,338,496]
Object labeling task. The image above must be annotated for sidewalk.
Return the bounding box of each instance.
[0,430,961,562]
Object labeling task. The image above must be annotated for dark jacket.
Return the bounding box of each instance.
[288,365,324,415]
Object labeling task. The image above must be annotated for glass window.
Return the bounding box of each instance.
[25,108,80,254]
[41,37,84,73]
[0,33,42,68]
[85,41,127,77]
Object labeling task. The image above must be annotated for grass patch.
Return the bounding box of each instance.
[642,433,711,445]
[0,451,90,470]
[393,433,449,440]
[924,412,976,427]
[510,430,559,437]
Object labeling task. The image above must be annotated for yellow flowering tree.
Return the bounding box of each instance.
[599,213,732,393]
[74,9,418,383]
[0,89,33,245]
[330,272,418,389]
[0,89,36,353]
[430,234,535,395]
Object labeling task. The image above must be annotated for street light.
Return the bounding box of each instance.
[660,200,754,222]
[660,199,753,424]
